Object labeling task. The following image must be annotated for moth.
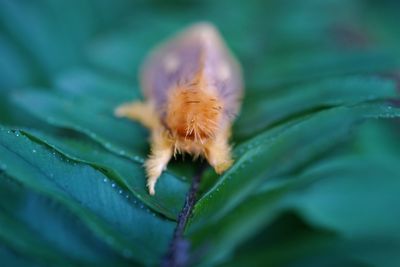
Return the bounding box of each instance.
[115,22,243,195]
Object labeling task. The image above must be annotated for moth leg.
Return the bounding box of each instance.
[205,128,233,174]
[115,101,159,130]
[145,130,173,195]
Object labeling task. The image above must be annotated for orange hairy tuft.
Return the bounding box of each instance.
[165,86,223,142]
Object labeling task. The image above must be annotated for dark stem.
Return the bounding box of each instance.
[161,163,207,267]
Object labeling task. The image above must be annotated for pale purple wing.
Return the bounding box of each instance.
[140,27,203,111]
[201,27,243,120]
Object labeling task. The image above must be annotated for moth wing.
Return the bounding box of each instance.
[139,25,204,109]
[199,24,244,118]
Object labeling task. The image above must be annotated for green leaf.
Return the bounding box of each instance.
[0,127,174,266]
[0,0,138,82]
[285,155,400,239]
[189,103,400,234]
[0,174,130,267]
[53,68,138,103]
[188,152,400,266]
[235,76,399,138]
[0,244,44,267]
[189,179,302,266]
[214,214,383,267]
[0,36,34,89]
[249,50,399,90]
[12,90,149,160]
[21,128,188,219]
[352,120,400,158]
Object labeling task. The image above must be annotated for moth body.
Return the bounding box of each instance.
[115,23,243,195]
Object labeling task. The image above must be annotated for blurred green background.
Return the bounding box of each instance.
[1,0,400,267]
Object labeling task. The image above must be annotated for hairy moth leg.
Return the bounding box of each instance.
[114,101,159,130]
[205,128,233,174]
[145,130,173,195]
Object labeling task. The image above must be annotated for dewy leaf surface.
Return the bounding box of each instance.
[188,154,400,267]
[235,76,398,138]
[22,128,188,219]
[189,103,400,233]
[0,127,175,266]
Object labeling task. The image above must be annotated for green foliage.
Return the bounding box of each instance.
[1,0,400,266]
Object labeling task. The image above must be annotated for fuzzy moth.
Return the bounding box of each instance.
[115,22,243,195]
